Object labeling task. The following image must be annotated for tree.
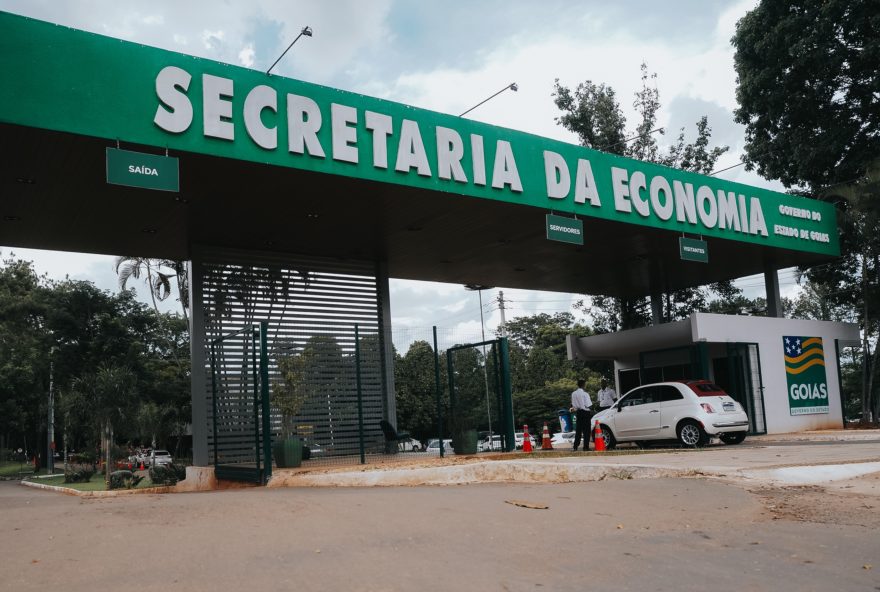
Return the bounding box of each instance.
[733,0,880,423]
[1,255,192,464]
[0,258,48,458]
[115,257,189,323]
[554,64,730,329]
[71,363,137,484]
[732,0,880,190]
[394,340,441,443]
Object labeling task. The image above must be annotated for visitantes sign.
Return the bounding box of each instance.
[0,12,839,258]
[546,214,584,245]
[783,336,829,416]
[679,237,708,263]
[106,148,179,191]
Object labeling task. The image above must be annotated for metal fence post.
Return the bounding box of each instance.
[356,324,365,464]
[499,337,515,452]
[259,321,272,483]
[433,327,443,458]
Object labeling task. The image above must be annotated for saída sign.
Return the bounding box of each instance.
[783,336,829,416]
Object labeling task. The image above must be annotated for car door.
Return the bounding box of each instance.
[657,384,688,438]
[613,386,662,439]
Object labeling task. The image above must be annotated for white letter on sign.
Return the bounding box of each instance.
[287,94,326,158]
[243,85,277,149]
[544,151,569,199]
[154,66,193,133]
[331,103,359,164]
[203,74,234,140]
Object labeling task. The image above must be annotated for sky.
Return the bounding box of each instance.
[0,0,802,343]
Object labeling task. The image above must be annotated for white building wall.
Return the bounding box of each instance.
[691,313,860,434]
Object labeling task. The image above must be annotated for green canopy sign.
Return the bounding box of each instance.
[784,336,829,416]
[0,11,839,257]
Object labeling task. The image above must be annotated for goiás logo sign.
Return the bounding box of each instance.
[783,336,829,416]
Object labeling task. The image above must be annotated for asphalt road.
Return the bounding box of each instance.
[3,475,878,591]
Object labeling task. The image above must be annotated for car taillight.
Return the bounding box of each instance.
[700,403,716,413]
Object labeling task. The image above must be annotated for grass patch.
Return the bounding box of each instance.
[27,473,158,492]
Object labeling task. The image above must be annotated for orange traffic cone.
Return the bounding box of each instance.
[139,460,145,471]
[541,422,553,450]
[522,425,533,453]
[593,420,606,452]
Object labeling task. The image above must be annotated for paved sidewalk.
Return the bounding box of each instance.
[269,432,880,489]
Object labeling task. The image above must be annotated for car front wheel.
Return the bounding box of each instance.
[599,425,617,450]
[719,432,747,445]
[677,421,707,447]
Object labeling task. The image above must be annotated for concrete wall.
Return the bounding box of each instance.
[691,313,860,434]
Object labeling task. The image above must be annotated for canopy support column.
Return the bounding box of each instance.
[650,293,663,325]
[764,266,782,318]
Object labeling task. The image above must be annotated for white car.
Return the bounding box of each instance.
[150,450,173,467]
[592,380,749,449]
[514,432,537,450]
[479,434,508,452]
[398,438,422,452]
[551,431,575,447]
[424,439,453,454]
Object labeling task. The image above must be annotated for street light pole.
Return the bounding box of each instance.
[459,82,518,118]
[267,26,313,75]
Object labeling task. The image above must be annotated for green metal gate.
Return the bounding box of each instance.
[446,337,515,453]
[210,321,272,483]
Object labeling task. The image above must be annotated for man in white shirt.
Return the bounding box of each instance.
[570,379,593,451]
[597,379,618,410]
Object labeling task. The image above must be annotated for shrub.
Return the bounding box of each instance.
[149,463,186,486]
[109,470,143,490]
[64,468,95,483]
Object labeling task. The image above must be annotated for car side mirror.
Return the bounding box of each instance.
[616,403,624,412]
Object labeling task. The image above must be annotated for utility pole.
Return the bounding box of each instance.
[497,291,507,337]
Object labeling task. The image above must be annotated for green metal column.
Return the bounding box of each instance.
[433,327,444,459]
[445,348,456,457]
[498,337,515,452]
[355,324,365,464]
[259,322,272,483]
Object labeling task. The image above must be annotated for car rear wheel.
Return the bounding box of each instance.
[677,421,707,447]
[719,432,747,445]
[599,425,617,450]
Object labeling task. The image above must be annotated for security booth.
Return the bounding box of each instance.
[0,12,845,478]
[567,313,860,434]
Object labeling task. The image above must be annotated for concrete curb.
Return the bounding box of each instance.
[267,460,698,488]
[20,479,175,497]
[19,466,218,496]
[735,461,880,486]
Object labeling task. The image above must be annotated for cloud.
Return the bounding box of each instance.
[238,43,256,68]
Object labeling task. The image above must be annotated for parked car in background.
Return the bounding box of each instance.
[150,450,173,467]
[425,439,453,454]
[591,380,749,449]
[398,438,422,452]
[550,431,575,447]
[514,432,536,450]
[300,439,324,460]
[479,434,506,452]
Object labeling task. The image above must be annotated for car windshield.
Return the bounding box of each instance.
[154,450,170,456]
